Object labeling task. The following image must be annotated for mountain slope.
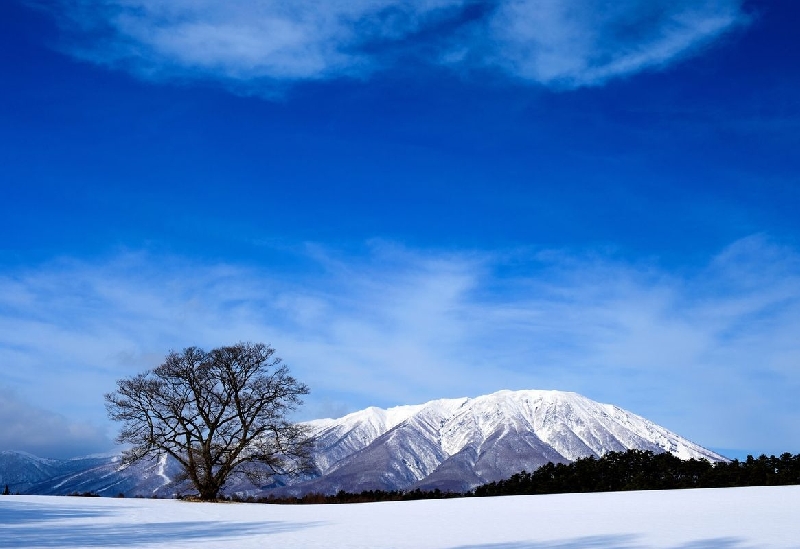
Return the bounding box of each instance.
[287,389,725,494]
[0,451,121,494]
[1,389,725,496]
[0,451,61,491]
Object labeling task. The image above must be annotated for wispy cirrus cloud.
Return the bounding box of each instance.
[480,0,746,87]
[1,236,799,457]
[34,0,747,92]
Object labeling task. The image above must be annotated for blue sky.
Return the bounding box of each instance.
[1,0,799,460]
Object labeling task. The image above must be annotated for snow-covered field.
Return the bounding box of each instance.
[1,486,799,548]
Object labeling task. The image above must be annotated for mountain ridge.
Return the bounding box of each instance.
[286,389,724,495]
[0,389,725,497]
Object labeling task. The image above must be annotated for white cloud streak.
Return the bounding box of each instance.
[482,0,745,87]
[0,236,800,458]
[39,0,746,91]
[1,236,798,457]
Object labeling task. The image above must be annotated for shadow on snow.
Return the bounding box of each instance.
[0,503,113,524]
[0,502,320,547]
[449,535,750,549]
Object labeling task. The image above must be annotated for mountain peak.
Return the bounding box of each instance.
[1,389,726,497]
[296,389,725,495]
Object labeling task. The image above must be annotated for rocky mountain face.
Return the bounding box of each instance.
[291,390,725,495]
[0,451,181,497]
[0,451,61,490]
[0,390,725,497]
[0,451,120,494]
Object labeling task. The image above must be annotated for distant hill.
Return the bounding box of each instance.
[0,451,117,494]
[0,389,725,497]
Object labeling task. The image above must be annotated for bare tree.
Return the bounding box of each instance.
[105,342,312,501]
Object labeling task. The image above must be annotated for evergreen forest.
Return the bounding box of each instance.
[234,450,800,504]
[473,450,800,497]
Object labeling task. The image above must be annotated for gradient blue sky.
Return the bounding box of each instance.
[1,0,799,460]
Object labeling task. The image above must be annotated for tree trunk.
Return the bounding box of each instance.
[198,484,220,501]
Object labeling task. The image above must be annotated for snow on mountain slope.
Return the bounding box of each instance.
[0,451,60,490]
[0,451,130,494]
[304,403,431,474]
[291,398,471,494]
[290,389,725,495]
[1,389,725,497]
[438,390,719,462]
[22,453,190,497]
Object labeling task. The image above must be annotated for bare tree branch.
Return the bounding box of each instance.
[105,342,313,501]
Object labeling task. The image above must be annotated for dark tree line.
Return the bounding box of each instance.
[474,450,800,497]
[59,450,800,502]
[222,450,800,504]
[230,488,461,505]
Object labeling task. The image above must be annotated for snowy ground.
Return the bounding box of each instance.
[1,486,799,548]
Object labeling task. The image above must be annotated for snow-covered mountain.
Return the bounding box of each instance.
[0,390,725,496]
[289,389,725,494]
[0,451,61,491]
[0,451,119,494]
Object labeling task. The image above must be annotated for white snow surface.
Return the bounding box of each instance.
[2,486,799,548]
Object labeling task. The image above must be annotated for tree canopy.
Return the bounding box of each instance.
[105,342,312,500]
[474,450,800,497]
